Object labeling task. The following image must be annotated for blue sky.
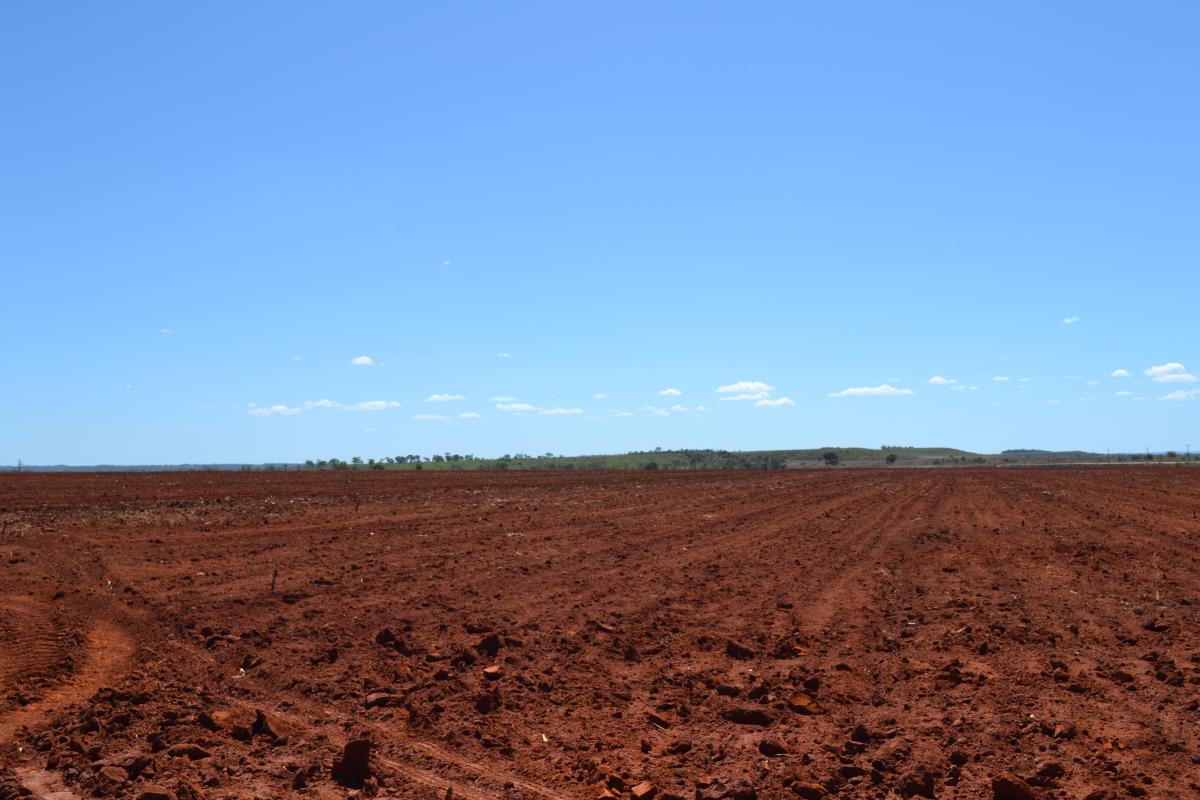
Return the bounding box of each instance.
[2,2,1197,464]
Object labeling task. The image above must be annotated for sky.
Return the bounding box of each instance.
[2,2,1198,464]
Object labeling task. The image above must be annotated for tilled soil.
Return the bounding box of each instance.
[1,468,1198,800]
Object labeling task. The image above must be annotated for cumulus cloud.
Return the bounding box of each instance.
[539,407,583,416]
[1063,315,1082,324]
[717,381,773,394]
[350,355,375,366]
[426,393,465,402]
[1162,389,1200,401]
[1114,390,1132,397]
[1111,369,1131,378]
[412,413,449,421]
[756,396,795,407]
[489,396,516,402]
[348,400,402,411]
[721,391,771,402]
[928,376,957,385]
[1146,363,1197,383]
[657,388,682,397]
[304,399,339,410]
[496,402,536,412]
[248,404,303,416]
[459,412,482,419]
[670,404,688,413]
[993,376,1011,382]
[828,385,914,398]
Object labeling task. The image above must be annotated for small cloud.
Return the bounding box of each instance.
[1062,315,1082,324]
[670,404,688,412]
[348,400,403,411]
[497,352,511,358]
[497,402,536,412]
[657,388,682,397]
[1110,369,1131,378]
[426,393,465,403]
[1085,380,1099,386]
[828,385,914,398]
[993,376,1011,382]
[459,411,482,419]
[614,411,634,417]
[1114,390,1132,397]
[756,396,795,407]
[304,399,339,410]
[539,407,583,416]
[412,413,449,421]
[650,409,670,417]
[717,381,773,394]
[1162,389,1200,401]
[969,386,979,390]
[928,376,957,385]
[350,355,375,366]
[292,355,302,361]
[721,392,771,402]
[1017,377,1032,382]
[248,404,303,416]
[594,393,608,400]
[951,385,966,391]
[489,396,517,402]
[1146,362,1197,383]
[160,327,173,335]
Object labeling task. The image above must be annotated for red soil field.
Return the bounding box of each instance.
[1,468,1198,800]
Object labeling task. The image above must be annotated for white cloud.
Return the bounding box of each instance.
[539,407,583,416]
[951,385,966,391]
[594,393,608,400]
[348,400,402,411]
[160,327,173,335]
[1111,369,1131,378]
[1162,389,1200,401]
[756,396,795,407]
[615,411,634,417]
[1086,380,1099,385]
[497,352,511,358]
[459,412,482,419]
[426,393,465,402]
[497,402,536,412]
[1114,390,1132,397]
[993,376,1011,382]
[1063,315,1082,324]
[928,376,957,385]
[489,396,516,402]
[248,404,303,417]
[1146,363,1197,383]
[969,385,979,391]
[717,381,773,394]
[657,388,682,397]
[651,409,669,417]
[695,405,707,412]
[412,413,449,421]
[721,391,771,402]
[350,355,375,366]
[828,385,914,398]
[670,404,688,412]
[304,399,339,410]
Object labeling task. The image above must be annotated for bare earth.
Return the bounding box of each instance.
[1,468,1198,800]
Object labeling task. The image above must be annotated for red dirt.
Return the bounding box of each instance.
[1,468,1198,800]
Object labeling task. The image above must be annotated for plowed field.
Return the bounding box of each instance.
[1,468,1198,800]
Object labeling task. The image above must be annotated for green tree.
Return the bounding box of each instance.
[886,453,897,465]
[822,451,840,467]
